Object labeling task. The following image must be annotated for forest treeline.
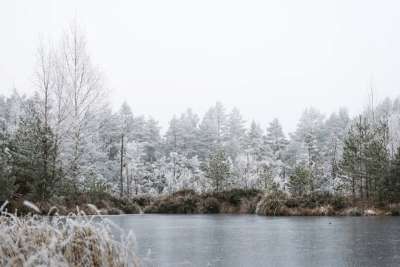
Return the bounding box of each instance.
[1,26,400,207]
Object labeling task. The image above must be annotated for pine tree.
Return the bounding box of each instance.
[291,108,325,192]
[8,99,59,200]
[119,102,135,141]
[225,107,246,160]
[265,118,289,185]
[198,102,227,159]
[246,121,265,160]
[265,118,288,160]
[288,165,311,197]
[178,109,199,158]
[126,115,144,142]
[324,109,350,187]
[364,121,390,201]
[164,109,200,158]
[0,116,15,200]
[385,147,400,202]
[165,115,183,155]
[339,115,385,202]
[143,118,161,163]
[339,124,360,200]
[205,149,230,192]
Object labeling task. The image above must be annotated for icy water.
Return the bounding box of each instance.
[108,215,400,267]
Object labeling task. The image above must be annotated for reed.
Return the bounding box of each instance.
[0,201,140,267]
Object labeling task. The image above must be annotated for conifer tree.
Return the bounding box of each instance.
[225,107,246,160]
[198,102,227,159]
[288,165,311,197]
[265,118,288,160]
[0,117,15,200]
[8,100,59,200]
[205,149,230,192]
[385,147,400,202]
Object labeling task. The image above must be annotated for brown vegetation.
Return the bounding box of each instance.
[4,189,400,217]
[144,189,262,214]
[255,190,398,216]
[0,210,139,266]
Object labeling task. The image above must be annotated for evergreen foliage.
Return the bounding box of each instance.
[205,149,231,192]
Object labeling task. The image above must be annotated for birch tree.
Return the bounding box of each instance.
[59,23,105,186]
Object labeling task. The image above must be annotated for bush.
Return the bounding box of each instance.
[256,191,289,216]
[340,207,362,216]
[391,209,400,216]
[287,192,350,210]
[144,189,262,214]
[0,176,16,200]
[130,195,153,207]
[206,188,260,206]
[284,197,300,208]
[144,193,201,214]
[172,189,197,197]
[330,195,349,210]
[201,197,220,213]
[389,204,400,216]
[176,195,199,213]
[118,201,141,214]
[224,189,260,205]
[298,192,329,208]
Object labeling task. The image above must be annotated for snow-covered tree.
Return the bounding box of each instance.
[58,23,105,185]
[265,118,289,185]
[160,152,203,194]
[178,109,200,158]
[198,102,227,159]
[164,116,181,155]
[117,102,135,197]
[323,108,350,189]
[245,121,265,160]
[290,107,326,192]
[142,117,161,163]
[165,109,200,158]
[225,107,246,160]
[265,118,288,161]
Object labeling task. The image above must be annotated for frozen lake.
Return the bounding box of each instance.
[108,214,400,267]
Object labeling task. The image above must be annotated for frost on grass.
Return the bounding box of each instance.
[0,202,140,267]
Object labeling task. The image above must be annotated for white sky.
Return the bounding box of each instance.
[1,0,400,133]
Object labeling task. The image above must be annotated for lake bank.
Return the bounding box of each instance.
[4,189,400,217]
[144,190,400,216]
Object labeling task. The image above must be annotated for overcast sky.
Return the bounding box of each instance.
[1,0,400,133]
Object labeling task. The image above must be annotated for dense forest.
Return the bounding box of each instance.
[1,27,400,208]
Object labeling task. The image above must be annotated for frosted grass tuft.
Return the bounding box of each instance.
[0,201,140,267]
[23,200,41,213]
[0,200,8,212]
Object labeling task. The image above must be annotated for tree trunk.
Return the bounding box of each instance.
[120,134,124,198]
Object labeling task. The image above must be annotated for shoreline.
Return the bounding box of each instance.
[3,189,400,217]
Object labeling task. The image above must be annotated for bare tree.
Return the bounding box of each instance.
[58,22,106,184]
[35,41,53,130]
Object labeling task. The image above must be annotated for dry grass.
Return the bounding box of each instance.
[0,202,140,267]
